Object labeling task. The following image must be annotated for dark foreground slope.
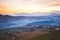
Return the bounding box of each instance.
[0,30,48,40]
[31,31,60,40]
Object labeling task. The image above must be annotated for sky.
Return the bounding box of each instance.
[0,0,60,15]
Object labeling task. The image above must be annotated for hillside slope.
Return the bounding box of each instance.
[31,32,60,40]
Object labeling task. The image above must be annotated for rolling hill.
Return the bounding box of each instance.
[31,32,60,40]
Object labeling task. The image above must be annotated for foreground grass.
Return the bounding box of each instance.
[31,32,60,40]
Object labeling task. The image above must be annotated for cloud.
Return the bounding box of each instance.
[0,0,60,6]
[0,0,60,14]
[48,3,60,6]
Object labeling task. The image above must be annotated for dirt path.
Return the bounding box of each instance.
[13,31,49,40]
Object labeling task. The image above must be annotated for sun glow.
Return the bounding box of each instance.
[0,0,60,14]
[19,4,44,13]
[0,4,46,14]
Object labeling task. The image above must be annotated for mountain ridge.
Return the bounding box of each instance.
[0,12,60,29]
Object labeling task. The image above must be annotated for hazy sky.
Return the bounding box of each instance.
[0,0,60,14]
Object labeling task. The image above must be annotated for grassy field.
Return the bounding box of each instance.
[31,32,60,40]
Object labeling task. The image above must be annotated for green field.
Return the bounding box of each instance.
[32,32,60,40]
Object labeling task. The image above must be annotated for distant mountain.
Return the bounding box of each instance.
[26,20,60,26]
[0,12,60,29]
[26,13,60,26]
